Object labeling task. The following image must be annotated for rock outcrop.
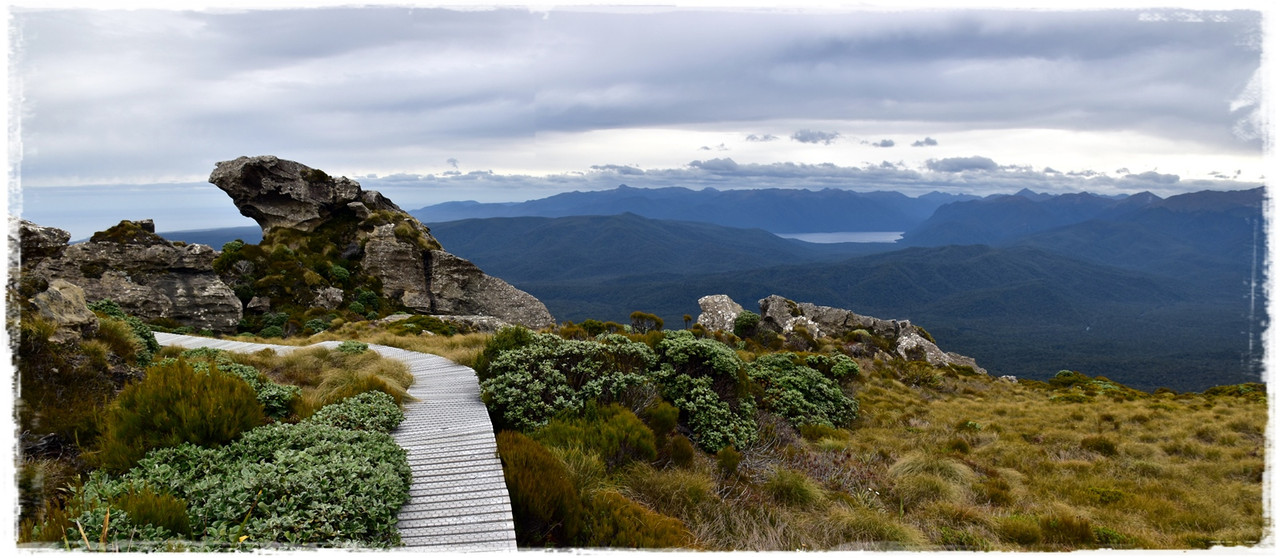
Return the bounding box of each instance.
[696,294,744,332]
[31,279,99,343]
[696,293,986,374]
[20,219,243,333]
[210,155,555,329]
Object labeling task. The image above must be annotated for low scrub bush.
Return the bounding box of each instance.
[581,490,694,548]
[747,352,858,428]
[535,403,657,470]
[306,391,404,433]
[59,475,193,549]
[95,358,264,473]
[125,420,410,547]
[496,431,582,546]
[764,467,823,507]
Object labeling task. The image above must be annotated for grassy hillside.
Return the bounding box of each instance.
[470,322,1268,551]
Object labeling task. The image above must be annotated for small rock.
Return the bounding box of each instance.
[31,279,99,342]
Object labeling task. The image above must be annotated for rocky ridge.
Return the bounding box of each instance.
[698,293,987,374]
[18,219,243,333]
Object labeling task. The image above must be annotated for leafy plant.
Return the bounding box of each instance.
[95,358,264,473]
[534,403,657,470]
[306,391,404,433]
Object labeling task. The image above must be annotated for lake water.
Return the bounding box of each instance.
[775,231,903,244]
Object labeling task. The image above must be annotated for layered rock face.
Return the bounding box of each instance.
[696,293,986,374]
[19,219,243,332]
[210,155,554,329]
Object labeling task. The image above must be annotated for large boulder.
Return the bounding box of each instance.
[210,155,555,329]
[16,219,71,265]
[25,220,243,333]
[695,294,744,331]
[210,155,406,235]
[30,279,99,343]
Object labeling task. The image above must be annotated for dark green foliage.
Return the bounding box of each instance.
[804,353,861,381]
[111,482,193,538]
[534,404,657,470]
[580,319,608,336]
[732,311,760,337]
[668,435,695,468]
[337,340,369,354]
[643,401,680,439]
[16,316,118,457]
[480,332,656,432]
[347,301,366,315]
[95,358,265,473]
[1048,370,1091,389]
[475,326,536,380]
[630,311,664,334]
[258,325,284,338]
[496,430,582,546]
[304,318,329,334]
[581,491,693,548]
[124,420,410,546]
[747,352,858,428]
[715,445,741,478]
[88,300,160,365]
[306,391,405,433]
[652,330,757,451]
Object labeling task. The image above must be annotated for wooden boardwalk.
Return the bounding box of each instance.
[153,332,518,552]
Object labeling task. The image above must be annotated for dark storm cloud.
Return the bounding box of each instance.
[791,130,841,145]
[926,156,1000,173]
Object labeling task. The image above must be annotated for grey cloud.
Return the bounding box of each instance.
[911,137,938,147]
[590,164,645,175]
[745,134,779,142]
[867,139,895,148]
[447,158,459,168]
[1122,171,1180,184]
[791,129,841,145]
[926,156,999,173]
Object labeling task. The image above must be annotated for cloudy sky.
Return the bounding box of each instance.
[6,1,1271,238]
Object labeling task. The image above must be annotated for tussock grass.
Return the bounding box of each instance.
[229,345,413,416]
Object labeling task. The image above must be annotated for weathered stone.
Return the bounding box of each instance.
[755,293,986,374]
[31,279,99,343]
[27,220,243,333]
[427,251,555,329]
[314,287,344,310]
[211,155,554,329]
[695,294,744,331]
[17,219,71,264]
[247,296,271,313]
[209,155,384,234]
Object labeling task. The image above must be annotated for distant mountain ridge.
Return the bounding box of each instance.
[410,185,978,233]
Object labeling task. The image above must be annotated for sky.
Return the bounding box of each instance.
[3,0,1273,238]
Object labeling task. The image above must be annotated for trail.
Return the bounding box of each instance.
[154,332,517,551]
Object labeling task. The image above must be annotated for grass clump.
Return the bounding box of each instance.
[497,430,582,546]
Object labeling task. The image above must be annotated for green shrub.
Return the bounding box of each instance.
[60,475,192,548]
[95,358,264,472]
[258,325,284,338]
[126,421,410,546]
[535,403,657,470]
[336,340,369,354]
[306,391,405,433]
[480,333,655,432]
[629,311,664,334]
[496,431,582,547]
[668,435,695,467]
[716,445,742,478]
[652,331,757,451]
[475,326,536,380]
[732,311,760,337]
[387,315,458,336]
[111,482,193,538]
[581,490,693,548]
[304,319,329,334]
[171,349,300,419]
[747,352,858,428]
[643,401,680,439]
[805,353,861,381]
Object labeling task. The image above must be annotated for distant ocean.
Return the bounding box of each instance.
[775,231,903,244]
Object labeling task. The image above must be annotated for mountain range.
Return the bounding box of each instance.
[160,185,1265,392]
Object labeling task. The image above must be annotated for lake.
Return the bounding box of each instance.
[775,231,903,244]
